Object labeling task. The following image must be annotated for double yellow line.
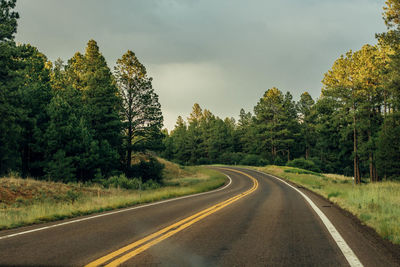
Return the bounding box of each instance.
[85,168,258,267]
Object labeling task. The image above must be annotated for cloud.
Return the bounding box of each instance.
[15,0,387,130]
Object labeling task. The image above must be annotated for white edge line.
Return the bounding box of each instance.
[0,174,232,241]
[252,169,363,267]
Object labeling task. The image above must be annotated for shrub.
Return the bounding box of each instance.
[218,152,246,165]
[286,158,321,173]
[197,157,211,165]
[127,156,165,182]
[142,179,161,190]
[102,174,142,190]
[240,154,267,166]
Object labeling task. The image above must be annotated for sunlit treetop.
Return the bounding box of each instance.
[384,0,400,28]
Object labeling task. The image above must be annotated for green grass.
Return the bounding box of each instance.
[253,165,400,245]
[0,161,226,230]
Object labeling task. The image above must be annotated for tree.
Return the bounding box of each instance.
[313,97,352,175]
[0,0,20,174]
[114,50,163,170]
[322,45,388,182]
[16,44,52,177]
[166,116,190,164]
[0,0,18,42]
[62,40,123,179]
[297,92,316,159]
[253,87,298,164]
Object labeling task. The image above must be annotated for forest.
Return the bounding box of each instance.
[1,0,400,184]
[162,2,400,182]
[0,0,164,183]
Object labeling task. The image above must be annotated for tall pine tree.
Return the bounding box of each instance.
[114,50,163,170]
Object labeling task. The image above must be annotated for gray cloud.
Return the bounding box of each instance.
[15,0,386,129]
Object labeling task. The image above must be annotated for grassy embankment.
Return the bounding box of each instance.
[253,165,400,245]
[0,159,226,230]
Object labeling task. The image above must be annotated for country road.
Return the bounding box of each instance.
[0,167,399,266]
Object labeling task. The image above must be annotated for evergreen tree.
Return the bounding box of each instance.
[253,87,297,164]
[298,92,316,159]
[187,103,205,164]
[313,97,353,175]
[376,113,400,180]
[16,45,52,177]
[169,116,190,164]
[63,40,123,178]
[0,0,20,174]
[114,50,163,170]
[236,108,254,153]
[83,40,122,151]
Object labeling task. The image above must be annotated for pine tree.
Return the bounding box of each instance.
[83,40,122,150]
[253,87,294,163]
[298,92,316,159]
[169,116,190,164]
[61,40,123,179]
[15,44,52,177]
[114,50,163,170]
[376,113,400,180]
[187,103,205,164]
[0,0,20,174]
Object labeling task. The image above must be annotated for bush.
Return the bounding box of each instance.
[286,158,321,173]
[102,174,141,190]
[197,157,211,165]
[126,156,165,182]
[142,179,160,190]
[218,152,245,165]
[273,156,286,166]
[240,154,268,166]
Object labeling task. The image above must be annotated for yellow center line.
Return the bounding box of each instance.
[85,168,258,267]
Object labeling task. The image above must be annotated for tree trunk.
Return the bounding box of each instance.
[369,152,374,182]
[126,124,133,169]
[353,105,361,184]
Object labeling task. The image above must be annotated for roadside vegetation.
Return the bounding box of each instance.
[254,165,400,245]
[0,159,226,230]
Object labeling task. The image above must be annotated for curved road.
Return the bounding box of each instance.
[0,167,398,266]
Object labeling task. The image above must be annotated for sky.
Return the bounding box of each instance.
[15,0,387,130]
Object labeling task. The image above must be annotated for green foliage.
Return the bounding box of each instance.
[101,174,142,190]
[240,154,267,166]
[142,179,161,190]
[218,152,246,165]
[114,50,164,171]
[126,156,165,182]
[376,114,400,180]
[286,158,321,173]
[44,150,76,182]
[0,0,19,42]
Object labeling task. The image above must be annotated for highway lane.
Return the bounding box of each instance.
[0,167,399,266]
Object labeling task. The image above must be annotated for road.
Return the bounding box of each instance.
[0,167,399,266]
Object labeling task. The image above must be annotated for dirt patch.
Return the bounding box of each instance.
[0,178,108,207]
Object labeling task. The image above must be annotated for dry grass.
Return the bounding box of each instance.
[254,165,400,245]
[0,162,226,230]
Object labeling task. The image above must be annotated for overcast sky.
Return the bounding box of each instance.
[15,0,386,130]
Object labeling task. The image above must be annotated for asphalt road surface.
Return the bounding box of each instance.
[0,167,399,266]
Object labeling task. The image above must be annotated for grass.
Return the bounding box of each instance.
[252,165,400,245]
[0,160,226,230]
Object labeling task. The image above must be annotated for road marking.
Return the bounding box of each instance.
[252,169,363,267]
[0,175,232,241]
[85,168,258,267]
